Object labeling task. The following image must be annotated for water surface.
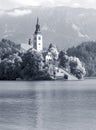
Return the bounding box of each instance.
[0,79,96,130]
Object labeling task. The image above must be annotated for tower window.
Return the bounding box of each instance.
[38,43,41,45]
[38,37,41,40]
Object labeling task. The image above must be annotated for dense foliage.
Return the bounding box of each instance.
[21,49,50,80]
[0,39,51,80]
[0,39,86,80]
[0,39,20,59]
[59,50,86,79]
[67,41,96,77]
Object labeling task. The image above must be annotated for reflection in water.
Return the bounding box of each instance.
[0,80,96,130]
[38,89,96,130]
[0,87,38,130]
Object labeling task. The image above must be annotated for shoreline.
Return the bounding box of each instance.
[0,77,95,81]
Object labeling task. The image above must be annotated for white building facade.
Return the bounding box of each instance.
[33,18,43,52]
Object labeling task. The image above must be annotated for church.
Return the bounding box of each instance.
[21,18,43,52]
[20,18,79,80]
[33,17,43,52]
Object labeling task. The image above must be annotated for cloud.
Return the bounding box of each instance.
[7,9,32,16]
[69,0,96,9]
[72,24,90,39]
[13,0,40,6]
[0,0,19,10]
[0,0,96,10]
[71,3,81,8]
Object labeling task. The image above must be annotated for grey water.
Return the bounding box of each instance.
[0,79,96,130]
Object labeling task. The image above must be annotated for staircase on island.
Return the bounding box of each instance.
[54,67,78,81]
[60,67,78,80]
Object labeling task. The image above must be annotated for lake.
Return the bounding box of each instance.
[0,79,96,130]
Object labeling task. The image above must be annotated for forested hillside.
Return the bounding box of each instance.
[67,41,96,76]
[1,6,96,49]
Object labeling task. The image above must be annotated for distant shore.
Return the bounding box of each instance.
[85,77,96,79]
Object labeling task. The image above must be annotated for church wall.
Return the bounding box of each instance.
[36,35,43,52]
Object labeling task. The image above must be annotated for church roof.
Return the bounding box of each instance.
[35,17,41,34]
[21,43,32,52]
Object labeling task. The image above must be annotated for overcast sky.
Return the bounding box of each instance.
[0,0,96,10]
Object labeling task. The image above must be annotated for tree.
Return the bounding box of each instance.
[48,43,59,60]
[67,41,96,77]
[59,50,69,69]
[0,54,22,80]
[21,49,45,80]
[69,57,86,79]
[0,39,20,59]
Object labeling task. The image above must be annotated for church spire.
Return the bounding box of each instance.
[33,17,43,52]
[35,17,41,34]
[37,17,39,25]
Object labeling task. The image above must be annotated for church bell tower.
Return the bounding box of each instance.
[33,18,43,52]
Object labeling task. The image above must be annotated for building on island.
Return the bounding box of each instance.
[33,17,43,52]
[21,17,43,52]
[20,18,78,80]
[45,52,53,63]
[20,43,33,52]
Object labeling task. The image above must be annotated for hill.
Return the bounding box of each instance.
[67,41,96,76]
[0,6,96,49]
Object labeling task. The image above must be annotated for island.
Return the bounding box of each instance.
[0,18,86,80]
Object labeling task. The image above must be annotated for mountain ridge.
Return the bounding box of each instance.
[0,6,96,49]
